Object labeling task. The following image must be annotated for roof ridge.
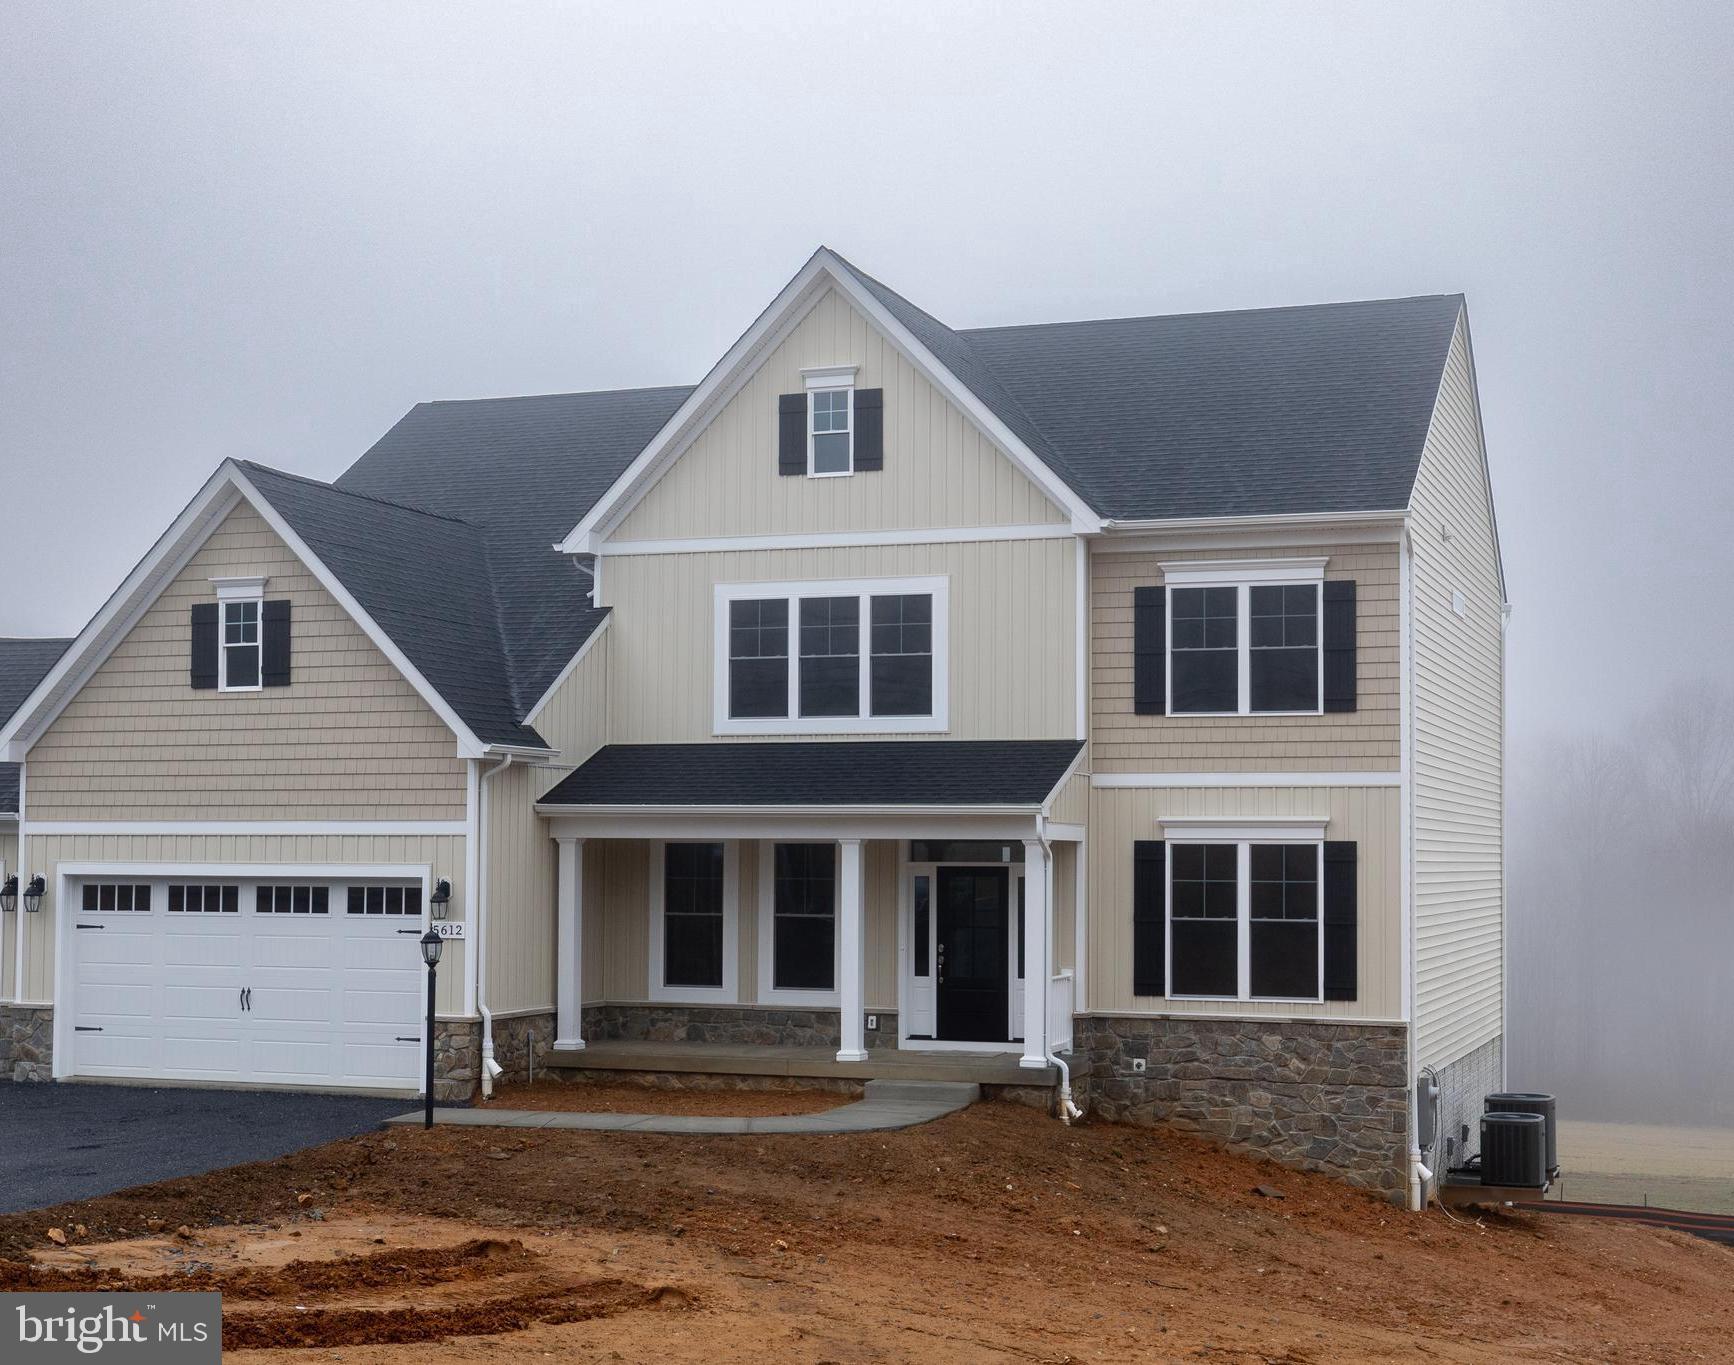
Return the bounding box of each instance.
[422,382,697,407]
[238,460,476,527]
[959,292,1466,336]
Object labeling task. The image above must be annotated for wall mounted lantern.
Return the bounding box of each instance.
[429,878,452,921]
[23,875,45,914]
[0,877,16,913]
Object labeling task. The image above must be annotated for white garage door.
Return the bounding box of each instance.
[69,875,428,1091]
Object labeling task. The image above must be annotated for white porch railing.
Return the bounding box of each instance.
[1046,968,1075,1053]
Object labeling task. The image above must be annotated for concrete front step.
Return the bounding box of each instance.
[546,1040,1056,1087]
[862,1079,980,1106]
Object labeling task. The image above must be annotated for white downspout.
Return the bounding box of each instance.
[1035,816,1083,1124]
[476,752,515,1098]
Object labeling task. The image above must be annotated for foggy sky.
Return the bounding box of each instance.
[3,2,1732,747]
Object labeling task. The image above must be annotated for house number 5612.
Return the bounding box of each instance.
[433,921,465,939]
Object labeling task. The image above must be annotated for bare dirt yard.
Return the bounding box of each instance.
[2,1101,1729,1362]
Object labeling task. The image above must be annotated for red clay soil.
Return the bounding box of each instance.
[478,1079,847,1116]
[2,1103,1729,1362]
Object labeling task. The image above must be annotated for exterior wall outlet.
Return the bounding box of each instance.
[865,1014,878,1031]
[1131,1057,1147,1073]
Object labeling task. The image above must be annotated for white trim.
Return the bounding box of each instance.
[524,615,611,723]
[1158,816,1327,842]
[210,575,268,600]
[1104,510,1407,534]
[1074,538,1088,739]
[1086,1008,1409,1027]
[216,592,264,694]
[806,384,855,478]
[836,837,866,1061]
[29,820,469,836]
[713,574,949,736]
[1092,771,1399,789]
[1096,522,1404,554]
[599,522,1074,557]
[756,839,842,1009]
[1156,556,1328,586]
[802,365,859,390]
[647,839,740,1004]
[1042,821,1086,842]
[1399,530,1415,1029]
[557,248,1101,553]
[554,835,583,1048]
[463,758,480,1018]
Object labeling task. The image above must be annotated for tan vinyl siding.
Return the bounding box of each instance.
[1087,785,1403,1019]
[1052,840,1076,974]
[611,288,1066,542]
[1409,313,1505,1073]
[1048,770,1089,825]
[526,626,611,796]
[28,504,467,822]
[583,838,900,1012]
[24,832,468,1012]
[0,829,15,998]
[483,762,556,1015]
[1091,543,1401,773]
[604,540,1077,742]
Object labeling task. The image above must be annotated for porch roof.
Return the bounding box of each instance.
[537,740,1084,811]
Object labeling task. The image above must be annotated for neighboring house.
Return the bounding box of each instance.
[0,248,1506,1205]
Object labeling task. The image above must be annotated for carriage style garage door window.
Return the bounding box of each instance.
[64,867,432,1091]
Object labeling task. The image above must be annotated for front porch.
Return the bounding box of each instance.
[532,740,1088,1081]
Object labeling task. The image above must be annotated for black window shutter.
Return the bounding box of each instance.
[190,603,218,690]
[853,388,883,471]
[1323,580,1357,713]
[777,393,806,476]
[1323,840,1358,1000]
[1133,585,1165,715]
[1132,840,1166,996]
[262,599,292,687]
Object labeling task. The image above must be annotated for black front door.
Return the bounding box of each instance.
[937,867,1009,1042]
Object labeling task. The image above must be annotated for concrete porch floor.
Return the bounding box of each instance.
[547,1039,1059,1087]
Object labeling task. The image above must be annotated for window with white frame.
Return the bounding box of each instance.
[771,843,836,992]
[220,598,261,691]
[1163,559,1325,715]
[661,843,726,990]
[1166,834,1323,1002]
[716,577,947,734]
[809,386,853,475]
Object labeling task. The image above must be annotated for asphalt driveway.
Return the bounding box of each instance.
[0,1083,407,1213]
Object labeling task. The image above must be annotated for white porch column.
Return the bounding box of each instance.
[555,836,584,1049]
[836,837,867,1062]
[1020,838,1050,1068]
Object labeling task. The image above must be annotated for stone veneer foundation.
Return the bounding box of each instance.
[581,1004,900,1050]
[0,1004,53,1083]
[1075,1016,1410,1198]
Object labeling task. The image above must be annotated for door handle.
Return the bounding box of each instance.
[240,987,245,1012]
[244,987,252,1011]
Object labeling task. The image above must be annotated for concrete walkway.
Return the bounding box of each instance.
[385,1079,977,1135]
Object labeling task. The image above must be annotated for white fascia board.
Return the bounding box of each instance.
[558,249,1101,552]
[1100,509,1408,535]
[599,522,1074,557]
[225,465,493,759]
[1039,742,1089,817]
[1447,304,1508,600]
[523,615,611,724]
[533,802,1042,818]
[1092,771,1400,789]
[1158,556,1328,586]
[30,820,468,836]
[0,468,246,759]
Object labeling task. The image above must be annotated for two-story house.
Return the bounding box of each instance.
[0,249,1505,1205]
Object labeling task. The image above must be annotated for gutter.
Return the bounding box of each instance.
[1033,813,1083,1124]
[1099,509,1409,534]
[476,753,516,1098]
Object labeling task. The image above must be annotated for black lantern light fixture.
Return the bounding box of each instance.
[420,927,443,1129]
[0,876,16,914]
[23,875,45,914]
[429,877,452,921]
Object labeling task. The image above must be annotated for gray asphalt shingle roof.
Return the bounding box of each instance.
[0,637,73,812]
[539,741,1085,807]
[229,257,1462,748]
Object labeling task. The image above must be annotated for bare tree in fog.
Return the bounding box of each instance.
[1510,682,1734,1126]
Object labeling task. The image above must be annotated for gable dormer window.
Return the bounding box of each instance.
[809,387,852,475]
[778,368,883,478]
[212,576,267,692]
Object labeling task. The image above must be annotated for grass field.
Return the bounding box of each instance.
[1547,1119,1734,1213]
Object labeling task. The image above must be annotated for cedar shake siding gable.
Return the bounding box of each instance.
[27,503,469,822]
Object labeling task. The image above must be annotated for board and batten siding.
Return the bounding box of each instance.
[603,540,1077,743]
[1408,312,1505,1074]
[1087,786,1403,1019]
[1091,543,1401,773]
[585,837,900,1013]
[526,624,611,797]
[610,287,1067,542]
[483,761,557,1016]
[27,503,468,822]
[22,832,468,1014]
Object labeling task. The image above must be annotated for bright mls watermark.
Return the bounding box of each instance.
[3,1293,220,1362]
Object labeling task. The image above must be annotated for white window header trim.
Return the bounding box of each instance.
[802,365,858,390]
[1158,557,1327,587]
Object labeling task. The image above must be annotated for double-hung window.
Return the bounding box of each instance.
[716,576,947,733]
[809,387,853,475]
[760,842,837,1001]
[1163,821,1325,1002]
[221,599,261,691]
[1163,559,1325,715]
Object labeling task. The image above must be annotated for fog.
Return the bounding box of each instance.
[4,4,1732,1125]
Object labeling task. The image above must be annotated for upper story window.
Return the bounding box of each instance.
[1161,559,1326,716]
[195,576,291,694]
[715,576,948,734]
[221,599,261,691]
[809,387,853,475]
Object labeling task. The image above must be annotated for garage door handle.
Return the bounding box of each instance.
[75,1026,103,1032]
[395,1036,418,1043]
[76,922,106,930]
[397,928,421,935]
